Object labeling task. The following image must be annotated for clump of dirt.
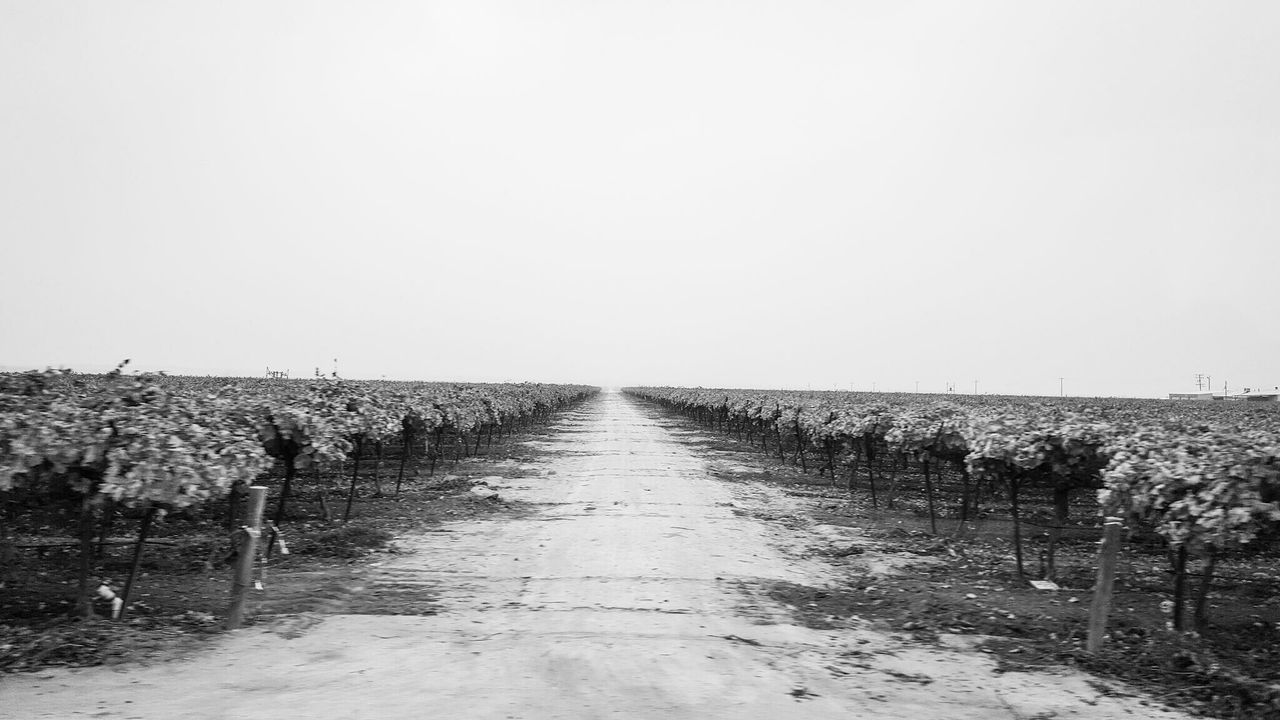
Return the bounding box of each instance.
[289,525,394,558]
[764,581,865,630]
[0,612,224,672]
[1069,631,1280,719]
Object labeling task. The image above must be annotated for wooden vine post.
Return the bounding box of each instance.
[922,460,938,535]
[225,485,267,630]
[1086,516,1124,652]
[1008,474,1024,576]
[117,507,158,620]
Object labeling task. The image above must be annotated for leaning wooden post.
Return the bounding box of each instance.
[117,507,158,621]
[1086,517,1124,652]
[225,486,267,630]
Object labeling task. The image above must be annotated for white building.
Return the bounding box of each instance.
[1229,387,1280,402]
[1168,390,1226,401]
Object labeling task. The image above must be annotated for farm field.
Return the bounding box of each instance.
[5,3,1278,719]
[0,372,596,664]
[3,378,1279,718]
[5,390,1198,720]
[625,385,1280,718]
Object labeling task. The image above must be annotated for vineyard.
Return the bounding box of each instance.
[6,375,1280,716]
[0,366,596,653]
[624,388,1280,628]
[623,387,1280,714]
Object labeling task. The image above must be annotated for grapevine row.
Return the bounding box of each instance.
[625,386,1280,631]
[0,367,596,616]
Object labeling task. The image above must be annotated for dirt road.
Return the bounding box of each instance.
[6,391,1186,719]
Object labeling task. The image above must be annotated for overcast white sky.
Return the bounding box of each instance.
[2,2,1277,397]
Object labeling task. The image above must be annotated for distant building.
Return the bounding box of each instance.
[1229,387,1280,402]
[1169,390,1226,401]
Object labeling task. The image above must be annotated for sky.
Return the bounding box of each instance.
[2,1,1277,398]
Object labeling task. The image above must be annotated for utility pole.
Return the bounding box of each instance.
[1059,377,1064,397]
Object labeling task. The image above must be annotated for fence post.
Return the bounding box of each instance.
[1086,516,1123,652]
[225,486,267,630]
